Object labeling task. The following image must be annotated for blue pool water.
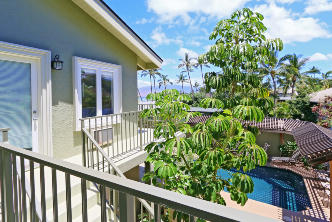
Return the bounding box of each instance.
[218,167,312,212]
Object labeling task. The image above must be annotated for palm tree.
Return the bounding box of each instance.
[141,69,161,94]
[193,82,200,92]
[178,53,195,95]
[280,54,320,96]
[322,71,332,89]
[194,58,210,86]
[259,52,284,107]
[158,74,173,90]
[176,73,188,94]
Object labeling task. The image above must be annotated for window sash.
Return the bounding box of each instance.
[74,57,122,131]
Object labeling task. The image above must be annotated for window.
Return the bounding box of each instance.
[73,57,122,130]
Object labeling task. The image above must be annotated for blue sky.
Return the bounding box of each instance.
[105,0,332,88]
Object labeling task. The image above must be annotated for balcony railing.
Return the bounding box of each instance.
[0,138,277,221]
[81,111,155,161]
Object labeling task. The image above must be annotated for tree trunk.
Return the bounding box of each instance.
[272,77,277,117]
[272,77,277,106]
[231,81,237,96]
[187,70,194,96]
[137,89,143,101]
[182,82,184,94]
[150,76,152,94]
[291,81,295,96]
[154,78,156,94]
[201,65,204,85]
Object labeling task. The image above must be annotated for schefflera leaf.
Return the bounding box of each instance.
[233,105,264,122]
[251,144,267,166]
[154,160,177,178]
[231,173,254,193]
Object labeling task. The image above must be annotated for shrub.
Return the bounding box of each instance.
[279,141,298,157]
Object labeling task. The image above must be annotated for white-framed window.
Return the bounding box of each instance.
[73,56,122,130]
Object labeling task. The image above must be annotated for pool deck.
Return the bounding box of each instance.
[221,163,330,222]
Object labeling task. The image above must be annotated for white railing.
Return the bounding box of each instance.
[81,111,155,160]
[0,141,278,222]
[138,103,156,111]
[82,127,155,220]
[80,111,158,220]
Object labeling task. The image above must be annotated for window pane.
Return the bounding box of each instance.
[102,72,113,115]
[81,68,96,118]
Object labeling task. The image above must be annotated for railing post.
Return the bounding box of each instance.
[0,150,15,221]
[139,116,143,150]
[154,204,161,222]
[0,128,9,143]
[119,192,135,221]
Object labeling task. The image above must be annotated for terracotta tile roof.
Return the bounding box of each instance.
[292,123,332,160]
[187,115,211,125]
[188,116,308,132]
[188,115,332,162]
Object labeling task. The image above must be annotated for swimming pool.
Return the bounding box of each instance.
[218,166,312,212]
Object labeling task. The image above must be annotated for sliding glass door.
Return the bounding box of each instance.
[0,59,34,150]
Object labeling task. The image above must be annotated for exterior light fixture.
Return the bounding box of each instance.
[51,55,63,70]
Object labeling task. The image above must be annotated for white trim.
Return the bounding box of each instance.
[73,56,122,131]
[0,41,52,156]
[71,0,162,69]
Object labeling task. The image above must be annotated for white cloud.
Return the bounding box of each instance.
[189,40,201,47]
[136,18,154,24]
[138,80,152,88]
[162,58,177,67]
[147,0,250,24]
[254,3,331,43]
[203,45,213,52]
[310,52,332,62]
[177,47,199,59]
[151,26,183,47]
[151,27,183,47]
[305,0,332,15]
[274,0,298,3]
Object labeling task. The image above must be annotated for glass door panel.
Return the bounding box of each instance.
[81,68,97,118]
[102,71,113,115]
[0,59,32,149]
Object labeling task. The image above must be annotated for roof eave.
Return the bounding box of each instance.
[72,0,162,70]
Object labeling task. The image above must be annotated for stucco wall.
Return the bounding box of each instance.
[0,0,139,159]
[256,132,294,157]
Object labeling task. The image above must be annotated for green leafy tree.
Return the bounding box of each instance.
[321,71,332,89]
[259,52,285,107]
[141,9,282,219]
[176,73,188,94]
[141,69,161,94]
[194,58,210,86]
[158,74,173,90]
[287,91,317,122]
[280,54,319,96]
[193,81,200,92]
[178,53,195,95]
[200,8,280,116]
[271,102,291,118]
[142,90,267,217]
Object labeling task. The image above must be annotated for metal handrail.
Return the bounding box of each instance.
[82,128,155,217]
[0,142,278,222]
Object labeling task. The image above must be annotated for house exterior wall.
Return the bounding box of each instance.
[0,0,139,159]
[256,132,294,157]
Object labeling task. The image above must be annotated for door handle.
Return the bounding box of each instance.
[32,110,38,120]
